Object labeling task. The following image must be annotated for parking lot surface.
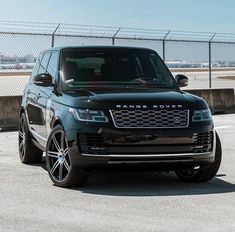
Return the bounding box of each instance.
[0,114,235,232]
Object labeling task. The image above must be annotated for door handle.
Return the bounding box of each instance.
[34,93,41,101]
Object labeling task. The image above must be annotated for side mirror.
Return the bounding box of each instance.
[175,74,188,87]
[34,73,53,86]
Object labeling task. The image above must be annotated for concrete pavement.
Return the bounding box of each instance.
[0,114,235,232]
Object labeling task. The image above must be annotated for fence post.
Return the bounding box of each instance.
[112,28,121,46]
[209,33,216,88]
[51,24,61,47]
[162,30,170,62]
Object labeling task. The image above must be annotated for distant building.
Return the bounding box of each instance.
[0,54,36,64]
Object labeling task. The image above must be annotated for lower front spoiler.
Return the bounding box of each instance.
[72,151,215,171]
[81,151,213,159]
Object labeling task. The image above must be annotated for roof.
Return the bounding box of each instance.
[44,45,155,53]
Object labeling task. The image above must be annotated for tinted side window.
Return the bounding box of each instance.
[38,52,51,74]
[47,52,58,78]
[31,53,42,80]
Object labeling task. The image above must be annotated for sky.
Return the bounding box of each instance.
[0,0,234,33]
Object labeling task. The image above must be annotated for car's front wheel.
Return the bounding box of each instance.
[46,125,89,188]
[175,131,222,182]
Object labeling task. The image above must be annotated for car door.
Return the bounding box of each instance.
[27,52,51,146]
[36,51,59,142]
[26,53,43,133]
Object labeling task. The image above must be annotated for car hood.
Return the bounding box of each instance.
[57,87,208,110]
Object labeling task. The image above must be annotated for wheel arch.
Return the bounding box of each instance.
[51,117,63,129]
[19,107,25,116]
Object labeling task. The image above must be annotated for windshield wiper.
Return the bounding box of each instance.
[131,77,173,88]
[131,77,159,86]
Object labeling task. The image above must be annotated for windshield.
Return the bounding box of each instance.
[60,49,178,90]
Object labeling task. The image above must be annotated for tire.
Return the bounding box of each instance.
[46,125,89,188]
[175,131,222,183]
[19,113,43,163]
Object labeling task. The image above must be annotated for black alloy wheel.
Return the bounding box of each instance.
[46,125,89,187]
[19,115,26,161]
[175,131,222,182]
[19,113,43,163]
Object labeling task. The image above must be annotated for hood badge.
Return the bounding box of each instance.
[115,104,183,109]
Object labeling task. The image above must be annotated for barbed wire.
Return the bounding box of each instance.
[1,20,235,43]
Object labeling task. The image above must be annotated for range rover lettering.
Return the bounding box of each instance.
[19,46,222,187]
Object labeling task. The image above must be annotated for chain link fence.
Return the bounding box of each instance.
[1,21,235,96]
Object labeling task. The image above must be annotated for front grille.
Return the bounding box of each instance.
[192,131,213,153]
[110,109,189,128]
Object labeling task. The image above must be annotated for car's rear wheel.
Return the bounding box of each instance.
[175,131,222,182]
[46,125,89,188]
[19,113,43,163]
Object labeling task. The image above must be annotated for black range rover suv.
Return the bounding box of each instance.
[19,46,222,187]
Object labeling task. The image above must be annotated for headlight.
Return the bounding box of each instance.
[192,109,212,122]
[69,108,108,122]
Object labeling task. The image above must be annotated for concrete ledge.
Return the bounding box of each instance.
[0,96,22,131]
[0,89,235,130]
[186,88,235,114]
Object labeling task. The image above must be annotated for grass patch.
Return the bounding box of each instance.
[217,76,235,80]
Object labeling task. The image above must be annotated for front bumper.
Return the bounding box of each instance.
[65,120,216,170]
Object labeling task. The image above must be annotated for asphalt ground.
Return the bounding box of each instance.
[0,114,235,232]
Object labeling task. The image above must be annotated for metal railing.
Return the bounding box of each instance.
[1,20,235,95]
